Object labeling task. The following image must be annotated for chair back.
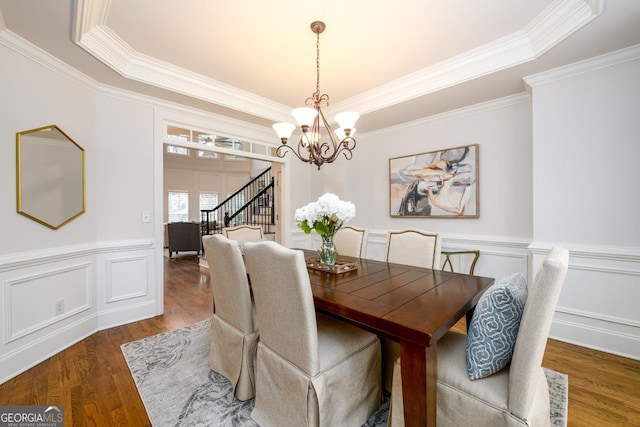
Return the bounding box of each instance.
[385,228,442,269]
[202,234,254,333]
[222,225,264,242]
[333,225,368,258]
[243,241,320,375]
[508,247,569,419]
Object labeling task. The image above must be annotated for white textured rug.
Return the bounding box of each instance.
[122,319,568,426]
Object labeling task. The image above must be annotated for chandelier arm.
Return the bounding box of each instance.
[316,106,341,159]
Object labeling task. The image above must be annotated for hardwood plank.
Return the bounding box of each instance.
[0,254,637,426]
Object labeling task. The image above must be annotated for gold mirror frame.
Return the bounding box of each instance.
[16,125,86,230]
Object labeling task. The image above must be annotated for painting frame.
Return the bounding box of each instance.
[389,144,479,218]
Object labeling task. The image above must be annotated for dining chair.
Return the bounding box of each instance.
[389,247,570,427]
[381,228,443,391]
[243,240,382,427]
[385,228,442,269]
[333,225,368,258]
[222,224,264,242]
[202,234,259,401]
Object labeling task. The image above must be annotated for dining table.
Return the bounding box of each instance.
[302,249,494,427]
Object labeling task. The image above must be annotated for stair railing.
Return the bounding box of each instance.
[200,167,274,236]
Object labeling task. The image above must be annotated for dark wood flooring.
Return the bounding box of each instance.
[0,253,638,426]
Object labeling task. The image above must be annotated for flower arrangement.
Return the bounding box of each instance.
[295,193,356,265]
[295,193,355,236]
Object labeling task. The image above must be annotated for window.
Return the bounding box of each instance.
[166,145,190,155]
[197,150,218,159]
[200,193,218,210]
[168,191,189,222]
[200,192,219,223]
[164,122,280,162]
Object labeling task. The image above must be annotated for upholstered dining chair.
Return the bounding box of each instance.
[202,234,258,401]
[222,224,263,242]
[389,247,570,427]
[385,228,442,269]
[381,228,443,391]
[333,225,368,258]
[243,240,382,427]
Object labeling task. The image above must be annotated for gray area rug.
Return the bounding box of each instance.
[121,319,568,426]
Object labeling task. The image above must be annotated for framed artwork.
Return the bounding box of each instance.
[389,144,478,218]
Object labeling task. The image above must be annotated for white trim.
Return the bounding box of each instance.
[105,256,150,302]
[72,0,599,119]
[524,43,640,89]
[528,240,640,262]
[362,93,531,140]
[4,262,93,343]
[0,29,97,92]
[74,0,291,122]
[0,314,98,385]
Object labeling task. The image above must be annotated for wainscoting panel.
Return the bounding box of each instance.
[530,242,640,360]
[106,256,149,302]
[0,240,158,384]
[96,241,156,330]
[4,262,92,343]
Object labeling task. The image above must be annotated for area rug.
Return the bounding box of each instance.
[121,319,568,426]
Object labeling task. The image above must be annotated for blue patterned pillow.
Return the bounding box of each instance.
[466,272,528,380]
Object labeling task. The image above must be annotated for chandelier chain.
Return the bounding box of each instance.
[315,30,321,96]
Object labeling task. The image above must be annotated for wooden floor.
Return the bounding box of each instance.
[0,253,638,426]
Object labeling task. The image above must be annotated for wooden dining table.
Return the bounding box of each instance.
[302,250,494,427]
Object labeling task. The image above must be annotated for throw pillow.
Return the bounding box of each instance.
[466,272,528,380]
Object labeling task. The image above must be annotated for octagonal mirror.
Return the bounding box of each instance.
[16,125,85,230]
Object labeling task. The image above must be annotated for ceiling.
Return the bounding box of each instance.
[1,0,639,133]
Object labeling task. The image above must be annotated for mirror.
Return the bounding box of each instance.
[16,125,85,230]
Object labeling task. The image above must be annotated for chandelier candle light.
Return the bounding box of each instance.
[295,193,356,265]
[273,21,359,170]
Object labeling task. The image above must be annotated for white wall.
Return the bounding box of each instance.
[0,42,100,383]
[527,46,640,358]
[0,41,158,382]
[1,29,638,387]
[0,32,283,384]
[291,47,640,360]
[295,95,534,280]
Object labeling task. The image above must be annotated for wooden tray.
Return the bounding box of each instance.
[306,257,358,275]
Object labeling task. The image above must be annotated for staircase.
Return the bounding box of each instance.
[200,167,275,238]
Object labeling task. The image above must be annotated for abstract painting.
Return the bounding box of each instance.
[389,144,478,218]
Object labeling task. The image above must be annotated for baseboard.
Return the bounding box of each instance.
[98,300,158,330]
[0,313,97,385]
[551,309,640,360]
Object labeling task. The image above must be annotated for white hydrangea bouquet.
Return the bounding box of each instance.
[295,193,356,264]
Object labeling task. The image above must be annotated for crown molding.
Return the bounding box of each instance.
[525,0,601,56]
[330,0,601,116]
[0,5,5,31]
[524,43,640,89]
[73,0,600,122]
[74,0,291,123]
[0,25,275,144]
[362,92,531,139]
[0,28,98,92]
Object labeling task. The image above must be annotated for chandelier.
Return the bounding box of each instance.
[272,21,359,170]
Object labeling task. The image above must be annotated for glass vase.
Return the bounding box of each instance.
[318,233,338,265]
